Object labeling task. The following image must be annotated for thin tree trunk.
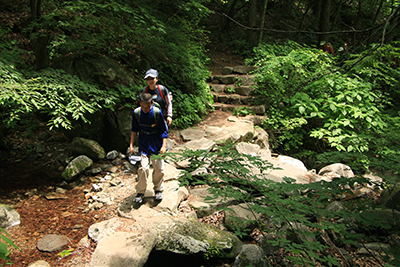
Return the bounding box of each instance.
[30,0,41,21]
[318,0,330,44]
[247,0,258,48]
[258,0,268,45]
[296,0,314,42]
[374,0,385,22]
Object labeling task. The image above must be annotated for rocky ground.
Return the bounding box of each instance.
[0,52,391,267]
[0,110,235,267]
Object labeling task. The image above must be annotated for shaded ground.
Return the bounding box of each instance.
[0,50,240,267]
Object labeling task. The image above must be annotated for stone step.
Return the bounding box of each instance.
[210,84,254,96]
[210,74,255,86]
[222,65,258,75]
[213,103,266,115]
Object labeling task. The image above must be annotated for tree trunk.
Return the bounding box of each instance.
[318,0,330,44]
[30,0,41,21]
[258,0,268,45]
[247,0,258,48]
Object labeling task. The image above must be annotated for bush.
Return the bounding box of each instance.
[251,41,400,173]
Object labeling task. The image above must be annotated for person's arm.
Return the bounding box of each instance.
[164,87,173,126]
[130,131,137,154]
[160,138,167,154]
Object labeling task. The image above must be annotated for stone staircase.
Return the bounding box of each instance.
[208,65,266,115]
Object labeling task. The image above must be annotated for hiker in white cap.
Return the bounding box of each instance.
[142,69,173,127]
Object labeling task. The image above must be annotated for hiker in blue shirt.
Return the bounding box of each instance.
[129,92,168,203]
[142,69,173,127]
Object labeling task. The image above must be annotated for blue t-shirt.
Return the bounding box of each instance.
[131,106,168,156]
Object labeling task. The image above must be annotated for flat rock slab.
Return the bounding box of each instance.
[180,128,206,141]
[37,234,69,252]
[90,231,157,267]
[181,138,215,152]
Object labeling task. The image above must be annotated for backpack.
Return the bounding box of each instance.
[144,85,173,107]
[134,106,161,131]
[145,84,167,101]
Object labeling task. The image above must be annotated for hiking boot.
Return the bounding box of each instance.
[134,193,144,203]
[155,191,163,201]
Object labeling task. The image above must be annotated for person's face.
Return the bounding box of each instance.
[139,101,152,113]
[146,77,158,88]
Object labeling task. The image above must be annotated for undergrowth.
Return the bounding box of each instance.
[172,143,400,266]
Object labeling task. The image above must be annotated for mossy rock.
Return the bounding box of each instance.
[157,218,243,259]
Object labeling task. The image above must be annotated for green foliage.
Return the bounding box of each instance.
[0,0,213,130]
[225,86,235,94]
[232,106,255,117]
[172,89,212,129]
[251,41,400,173]
[0,57,115,130]
[59,248,74,258]
[0,227,19,266]
[174,144,399,266]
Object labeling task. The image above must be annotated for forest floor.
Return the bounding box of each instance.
[0,50,387,267]
[0,51,240,267]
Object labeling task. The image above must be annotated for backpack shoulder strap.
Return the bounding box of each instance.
[153,106,160,126]
[157,85,166,101]
[134,107,141,124]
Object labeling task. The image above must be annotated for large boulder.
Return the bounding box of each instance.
[61,155,93,182]
[158,219,243,259]
[318,163,355,178]
[234,244,270,267]
[70,137,106,160]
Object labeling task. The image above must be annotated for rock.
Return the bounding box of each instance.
[154,180,189,213]
[222,66,234,75]
[260,233,280,256]
[363,172,383,187]
[158,219,242,259]
[219,95,230,103]
[326,201,345,212]
[37,234,69,252]
[379,183,400,211]
[282,222,316,244]
[188,186,237,217]
[90,231,157,267]
[70,137,106,160]
[180,128,206,142]
[61,155,93,182]
[235,86,254,96]
[180,138,215,152]
[233,66,257,74]
[249,105,266,115]
[88,218,121,242]
[214,75,238,84]
[210,84,225,93]
[357,242,390,254]
[235,142,260,156]
[0,204,21,229]
[228,94,242,105]
[27,260,51,267]
[318,163,354,178]
[254,128,269,149]
[224,203,261,232]
[106,150,119,160]
[234,244,270,267]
